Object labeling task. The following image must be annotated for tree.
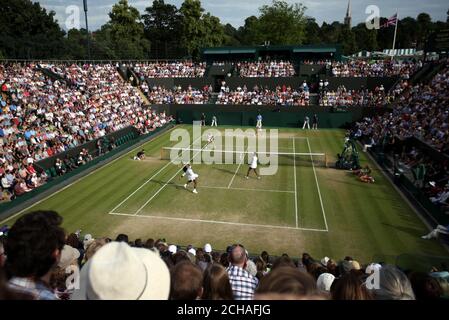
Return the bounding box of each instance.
[304,18,321,44]
[107,0,150,59]
[65,29,89,60]
[319,22,342,44]
[143,0,183,58]
[202,13,225,48]
[255,0,307,45]
[353,23,378,52]
[416,13,433,49]
[238,16,262,45]
[0,0,66,59]
[179,0,224,58]
[338,25,357,55]
[223,24,241,46]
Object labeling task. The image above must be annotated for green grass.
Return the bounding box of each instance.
[2,125,448,271]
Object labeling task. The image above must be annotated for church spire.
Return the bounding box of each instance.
[344,0,352,28]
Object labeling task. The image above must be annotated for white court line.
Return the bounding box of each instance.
[174,184,295,194]
[134,141,207,215]
[292,137,299,228]
[306,138,329,231]
[227,146,248,188]
[0,126,179,225]
[109,135,202,214]
[109,211,328,232]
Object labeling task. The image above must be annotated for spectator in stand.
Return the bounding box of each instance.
[409,272,444,300]
[0,62,173,202]
[237,60,295,77]
[0,236,6,268]
[255,266,323,300]
[330,272,373,300]
[133,61,206,78]
[142,85,210,104]
[421,224,449,240]
[5,211,66,300]
[216,85,309,106]
[72,241,170,300]
[370,265,415,300]
[83,238,109,264]
[170,261,203,300]
[202,263,234,300]
[226,244,259,300]
[331,59,419,78]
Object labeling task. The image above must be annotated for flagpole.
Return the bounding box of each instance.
[391,11,398,61]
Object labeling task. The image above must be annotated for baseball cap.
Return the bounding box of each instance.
[188,248,196,256]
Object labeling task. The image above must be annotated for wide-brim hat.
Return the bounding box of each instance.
[72,242,170,300]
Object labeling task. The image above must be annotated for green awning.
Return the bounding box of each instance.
[229,49,256,54]
[293,48,336,53]
[203,50,229,54]
[203,49,256,54]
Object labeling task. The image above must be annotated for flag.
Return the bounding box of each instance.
[381,14,398,28]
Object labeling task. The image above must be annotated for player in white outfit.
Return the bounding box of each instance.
[246,152,261,179]
[181,163,199,193]
[206,133,215,148]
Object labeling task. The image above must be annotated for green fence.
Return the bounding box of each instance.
[177,109,354,128]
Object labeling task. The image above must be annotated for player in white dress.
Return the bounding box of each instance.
[246,152,261,179]
[181,163,199,193]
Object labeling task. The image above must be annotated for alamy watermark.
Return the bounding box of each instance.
[365,5,381,30]
[65,5,81,30]
[169,125,279,176]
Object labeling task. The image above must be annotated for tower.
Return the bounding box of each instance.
[344,0,352,28]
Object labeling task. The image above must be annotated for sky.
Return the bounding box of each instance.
[38,0,449,31]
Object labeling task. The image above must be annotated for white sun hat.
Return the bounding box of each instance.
[316,273,335,292]
[204,243,212,253]
[72,242,170,300]
[58,245,80,269]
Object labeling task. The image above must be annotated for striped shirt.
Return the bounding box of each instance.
[227,265,259,300]
[8,277,57,300]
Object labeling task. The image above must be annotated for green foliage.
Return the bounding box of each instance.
[237,16,261,45]
[0,0,447,60]
[353,23,378,52]
[304,18,321,45]
[0,0,66,59]
[108,0,150,59]
[179,0,225,58]
[248,0,307,45]
[143,0,183,58]
[338,25,357,55]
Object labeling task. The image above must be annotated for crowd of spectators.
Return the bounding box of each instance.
[236,61,296,77]
[331,59,421,78]
[353,61,449,214]
[0,210,448,300]
[318,85,395,107]
[133,61,206,79]
[140,84,211,104]
[0,63,172,202]
[216,84,310,106]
